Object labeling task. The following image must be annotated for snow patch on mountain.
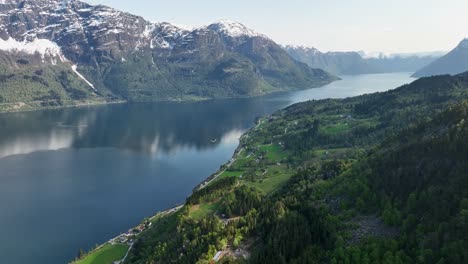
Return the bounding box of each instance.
[0,37,66,61]
[207,20,261,38]
[172,23,198,32]
[0,0,17,4]
[71,65,96,91]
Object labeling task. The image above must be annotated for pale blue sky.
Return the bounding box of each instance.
[87,0,467,53]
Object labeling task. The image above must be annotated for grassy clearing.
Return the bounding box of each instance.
[232,155,255,168]
[321,123,351,135]
[247,171,293,194]
[259,144,288,162]
[244,164,293,194]
[314,147,353,157]
[189,203,220,220]
[218,170,243,180]
[75,243,129,264]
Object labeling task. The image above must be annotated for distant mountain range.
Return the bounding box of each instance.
[0,0,336,112]
[284,45,444,76]
[413,39,468,78]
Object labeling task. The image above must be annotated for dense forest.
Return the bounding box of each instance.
[122,72,468,264]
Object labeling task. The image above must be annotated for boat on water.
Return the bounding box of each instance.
[210,139,217,143]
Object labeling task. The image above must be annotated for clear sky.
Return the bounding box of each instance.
[87,0,467,53]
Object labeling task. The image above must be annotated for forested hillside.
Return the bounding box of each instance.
[108,72,468,264]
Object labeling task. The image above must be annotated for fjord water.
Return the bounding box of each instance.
[0,73,414,264]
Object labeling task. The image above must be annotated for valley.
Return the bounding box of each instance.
[0,1,467,264]
[0,73,414,264]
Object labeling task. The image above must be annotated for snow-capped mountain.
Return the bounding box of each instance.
[207,19,262,38]
[0,0,183,61]
[0,0,335,111]
[413,39,468,77]
[0,0,283,65]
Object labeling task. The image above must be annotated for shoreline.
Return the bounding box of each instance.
[63,81,334,263]
[0,99,127,115]
[72,116,261,263]
[0,81,336,114]
[71,204,184,264]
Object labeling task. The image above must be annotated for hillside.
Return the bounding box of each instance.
[413,39,468,77]
[75,72,468,264]
[0,0,336,112]
[0,50,105,112]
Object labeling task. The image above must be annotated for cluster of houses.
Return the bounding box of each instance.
[111,220,152,245]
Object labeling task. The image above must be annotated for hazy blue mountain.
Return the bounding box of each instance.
[364,52,443,73]
[413,38,468,77]
[284,46,375,75]
[284,45,443,75]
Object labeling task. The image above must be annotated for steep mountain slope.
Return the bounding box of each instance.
[413,38,468,77]
[284,45,441,75]
[340,102,468,263]
[0,0,336,111]
[0,41,101,112]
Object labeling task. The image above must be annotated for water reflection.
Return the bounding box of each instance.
[0,73,417,159]
[0,98,290,158]
[0,129,74,158]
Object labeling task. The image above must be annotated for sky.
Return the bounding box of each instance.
[87,0,468,53]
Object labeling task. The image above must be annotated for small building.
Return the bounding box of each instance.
[118,236,128,243]
[212,251,224,262]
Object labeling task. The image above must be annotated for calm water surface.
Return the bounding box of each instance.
[0,73,415,264]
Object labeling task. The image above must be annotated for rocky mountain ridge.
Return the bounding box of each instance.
[0,0,336,111]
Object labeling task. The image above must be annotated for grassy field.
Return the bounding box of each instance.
[321,123,350,134]
[232,155,254,168]
[247,172,293,194]
[258,144,288,162]
[189,203,220,219]
[215,143,292,194]
[218,170,243,180]
[74,243,129,264]
[245,164,293,194]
